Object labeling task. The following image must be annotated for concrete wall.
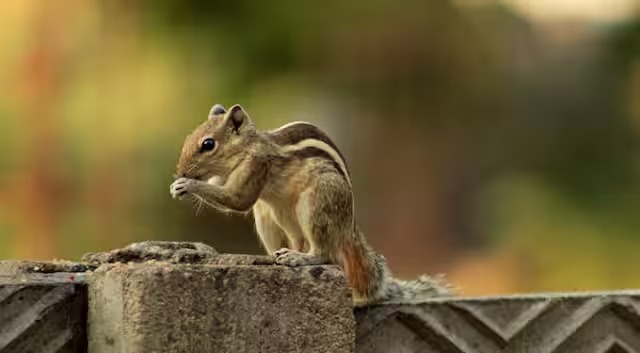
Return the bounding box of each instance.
[0,263,88,353]
[356,291,640,352]
[2,247,640,353]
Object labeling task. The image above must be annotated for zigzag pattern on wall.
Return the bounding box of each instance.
[355,292,640,353]
[0,282,86,353]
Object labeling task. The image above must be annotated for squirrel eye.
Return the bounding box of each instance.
[200,138,216,153]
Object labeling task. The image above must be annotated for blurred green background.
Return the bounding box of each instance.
[2,0,640,296]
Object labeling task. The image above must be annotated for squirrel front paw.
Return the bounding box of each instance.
[170,177,197,199]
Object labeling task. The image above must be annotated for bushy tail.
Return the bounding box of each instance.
[380,274,453,305]
[339,240,375,302]
[356,251,453,307]
[343,228,454,306]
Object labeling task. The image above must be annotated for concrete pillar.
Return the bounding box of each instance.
[88,261,355,353]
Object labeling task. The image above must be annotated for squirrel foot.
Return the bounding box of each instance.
[274,248,328,267]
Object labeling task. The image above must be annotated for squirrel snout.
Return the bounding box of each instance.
[184,172,205,181]
[174,166,200,180]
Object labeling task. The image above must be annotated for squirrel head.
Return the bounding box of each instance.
[175,104,257,181]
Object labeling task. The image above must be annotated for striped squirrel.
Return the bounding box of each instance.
[169,103,451,306]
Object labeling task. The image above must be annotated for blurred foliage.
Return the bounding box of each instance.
[2,0,640,295]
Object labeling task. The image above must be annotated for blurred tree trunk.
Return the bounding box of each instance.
[361,120,470,275]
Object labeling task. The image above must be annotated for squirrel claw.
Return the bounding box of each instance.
[273,248,291,258]
[274,248,327,267]
[170,177,195,199]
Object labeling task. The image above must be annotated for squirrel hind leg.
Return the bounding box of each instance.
[295,181,385,304]
[274,248,328,266]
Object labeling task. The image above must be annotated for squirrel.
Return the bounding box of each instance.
[169,103,451,306]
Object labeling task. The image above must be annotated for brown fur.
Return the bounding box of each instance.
[339,241,372,301]
[172,104,452,306]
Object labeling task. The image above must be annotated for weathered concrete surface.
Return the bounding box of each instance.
[82,241,220,265]
[11,243,640,353]
[0,259,95,275]
[355,290,640,353]
[88,261,355,353]
[0,262,87,353]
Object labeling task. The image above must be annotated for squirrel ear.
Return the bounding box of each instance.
[224,104,248,133]
[208,104,226,120]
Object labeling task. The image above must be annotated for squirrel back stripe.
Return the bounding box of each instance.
[270,122,351,177]
[282,139,350,185]
[288,147,349,181]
